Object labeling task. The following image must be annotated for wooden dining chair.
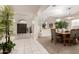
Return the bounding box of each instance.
[76,29,79,41]
[51,29,62,44]
[51,29,55,42]
[69,29,77,45]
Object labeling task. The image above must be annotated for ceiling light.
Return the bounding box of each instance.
[56,18,61,22]
[68,7,71,10]
[52,5,56,7]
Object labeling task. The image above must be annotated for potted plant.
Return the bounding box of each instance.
[0,5,15,54]
[0,40,15,54]
[55,21,68,32]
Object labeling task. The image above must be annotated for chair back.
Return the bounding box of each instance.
[76,29,79,38]
[51,29,56,40]
[70,29,76,40]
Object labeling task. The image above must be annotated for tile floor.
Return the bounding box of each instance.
[10,34,49,54]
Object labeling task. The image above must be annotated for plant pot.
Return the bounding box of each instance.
[3,48,12,54]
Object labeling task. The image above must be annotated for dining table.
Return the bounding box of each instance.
[56,31,70,46]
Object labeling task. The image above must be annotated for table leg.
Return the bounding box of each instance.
[63,35,66,46]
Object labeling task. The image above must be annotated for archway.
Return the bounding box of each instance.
[17,19,28,34]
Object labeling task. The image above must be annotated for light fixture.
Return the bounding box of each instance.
[56,18,61,22]
[52,5,56,7]
[68,8,71,10]
[66,7,72,20]
[68,7,71,16]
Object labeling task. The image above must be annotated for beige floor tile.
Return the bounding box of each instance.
[11,34,48,54]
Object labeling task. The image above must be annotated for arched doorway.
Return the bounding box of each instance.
[17,19,28,34]
[17,23,27,34]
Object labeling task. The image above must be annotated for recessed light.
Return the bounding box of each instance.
[52,5,56,7]
[68,7,71,10]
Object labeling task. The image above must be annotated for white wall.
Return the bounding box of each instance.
[13,13,34,35]
[33,16,40,39]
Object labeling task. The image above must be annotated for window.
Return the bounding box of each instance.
[71,19,79,29]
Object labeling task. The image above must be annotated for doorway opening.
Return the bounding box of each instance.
[17,24,27,34]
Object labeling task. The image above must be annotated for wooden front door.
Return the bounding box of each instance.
[17,24,27,34]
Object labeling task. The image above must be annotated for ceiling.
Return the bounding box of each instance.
[11,5,49,27]
[11,5,49,15]
[42,5,79,18]
[11,5,41,15]
[0,5,78,18]
[11,5,79,24]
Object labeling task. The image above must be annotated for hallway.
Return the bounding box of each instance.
[11,34,48,54]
